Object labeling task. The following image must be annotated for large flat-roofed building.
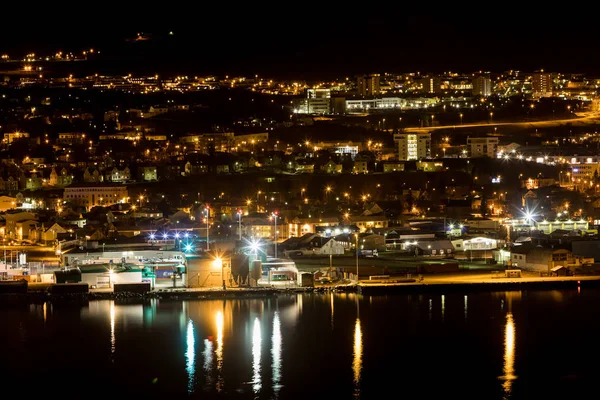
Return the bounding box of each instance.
[293,89,331,114]
[4,132,29,143]
[394,133,431,161]
[312,141,361,159]
[64,184,129,209]
[467,137,499,158]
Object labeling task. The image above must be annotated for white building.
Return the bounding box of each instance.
[394,133,431,161]
[64,184,129,209]
[467,137,499,158]
[293,89,331,114]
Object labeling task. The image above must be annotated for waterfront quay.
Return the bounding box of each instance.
[3,270,600,304]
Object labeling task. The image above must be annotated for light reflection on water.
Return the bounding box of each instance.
[353,317,363,398]
[185,319,195,393]
[252,317,262,394]
[109,301,116,361]
[500,312,517,398]
[215,310,224,393]
[11,292,584,398]
[203,338,214,390]
[272,312,282,397]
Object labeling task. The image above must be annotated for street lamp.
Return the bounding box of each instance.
[237,209,242,241]
[272,211,278,258]
[355,233,359,283]
[460,113,463,125]
[490,112,493,123]
[205,206,210,251]
[325,186,332,202]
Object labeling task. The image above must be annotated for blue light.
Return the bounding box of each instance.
[149,233,155,240]
[184,232,189,238]
[175,232,180,239]
[163,233,168,239]
[185,244,192,252]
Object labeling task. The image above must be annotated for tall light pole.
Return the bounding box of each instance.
[238,209,242,241]
[460,113,463,125]
[205,206,210,251]
[355,233,359,282]
[272,211,278,258]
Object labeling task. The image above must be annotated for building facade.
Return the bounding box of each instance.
[394,133,431,161]
[357,74,381,97]
[472,75,492,96]
[533,72,553,97]
[64,185,129,209]
[467,137,499,158]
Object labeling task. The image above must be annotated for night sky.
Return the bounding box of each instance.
[1,13,599,78]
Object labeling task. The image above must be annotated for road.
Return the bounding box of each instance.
[402,111,600,133]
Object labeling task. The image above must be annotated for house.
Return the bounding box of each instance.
[0,176,19,191]
[296,160,315,174]
[106,167,131,183]
[383,160,405,173]
[510,245,572,272]
[0,196,17,212]
[443,199,473,218]
[20,171,43,191]
[138,165,158,181]
[348,215,389,232]
[414,239,455,257]
[3,211,37,239]
[216,164,230,174]
[37,222,69,244]
[83,168,104,183]
[313,238,345,255]
[321,160,342,174]
[288,216,340,237]
[184,160,208,175]
[49,168,73,188]
[168,210,190,224]
[352,160,368,174]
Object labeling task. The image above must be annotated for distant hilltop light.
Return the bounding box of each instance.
[169,31,174,35]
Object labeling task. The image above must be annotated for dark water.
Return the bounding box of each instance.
[1,290,598,399]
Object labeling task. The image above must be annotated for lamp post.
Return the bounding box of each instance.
[272,211,278,258]
[355,233,359,282]
[205,206,210,251]
[238,209,242,241]
[460,113,463,125]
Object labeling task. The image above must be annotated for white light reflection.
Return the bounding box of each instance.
[441,295,445,321]
[428,298,433,320]
[185,319,196,393]
[252,317,262,394]
[203,338,214,390]
[464,295,468,320]
[272,312,282,396]
[215,311,224,393]
[352,317,363,397]
[110,301,115,361]
[330,293,334,329]
[499,312,517,397]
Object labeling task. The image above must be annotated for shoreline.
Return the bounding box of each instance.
[2,276,600,304]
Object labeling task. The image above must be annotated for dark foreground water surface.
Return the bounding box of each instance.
[1,290,598,399]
